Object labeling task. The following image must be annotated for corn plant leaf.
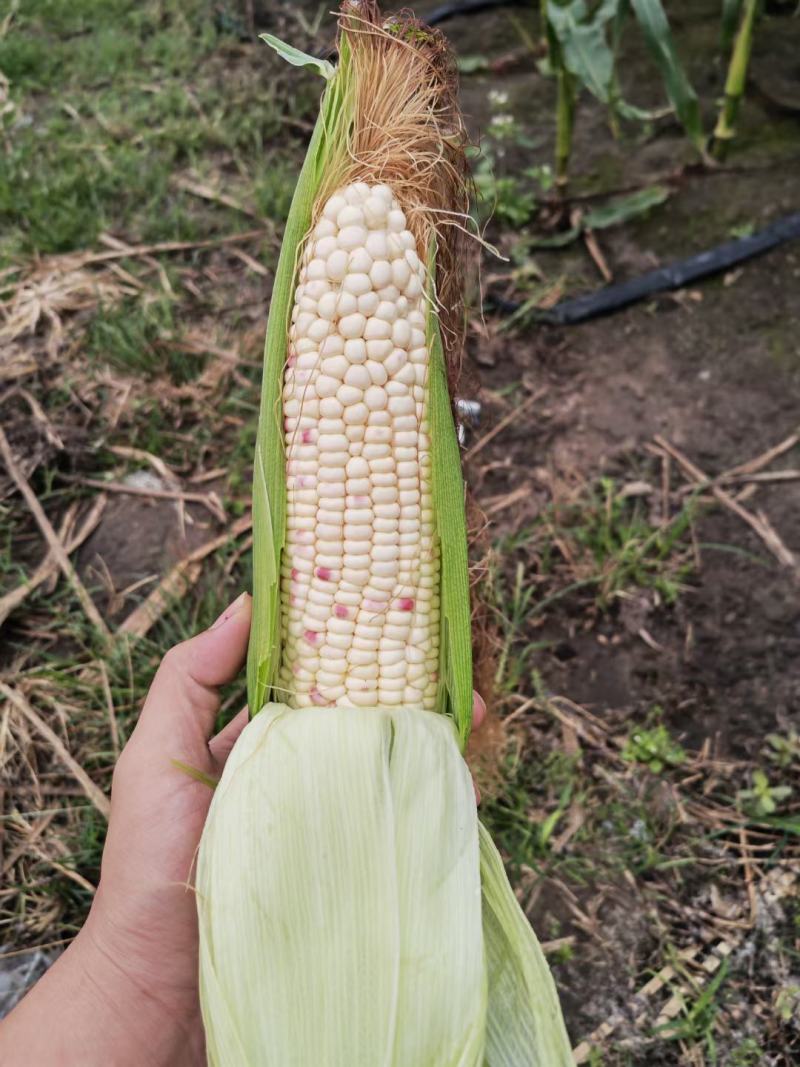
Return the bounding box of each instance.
[583,184,670,228]
[548,1,664,124]
[546,0,619,103]
[721,0,745,50]
[628,0,705,151]
[259,33,336,79]
[479,822,573,1065]
[427,272,473,748]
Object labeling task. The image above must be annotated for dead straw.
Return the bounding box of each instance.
[0,427,111,639]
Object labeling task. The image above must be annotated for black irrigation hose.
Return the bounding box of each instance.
[424,0,527,27]
[493,212,800,326]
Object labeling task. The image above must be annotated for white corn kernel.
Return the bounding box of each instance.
[279,181,440,711]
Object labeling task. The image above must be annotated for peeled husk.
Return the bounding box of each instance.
[197,704,571,1065]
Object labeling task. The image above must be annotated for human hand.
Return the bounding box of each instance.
[0,592,487,1066]
[0,591,254,1067]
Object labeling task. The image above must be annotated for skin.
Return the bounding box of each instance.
[0,592,487,1066]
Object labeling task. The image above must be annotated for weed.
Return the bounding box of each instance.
[85,295,190,381]
[737,769,792,818]
[655,959,729,1063]
[485,477,696,694]
[765,730,800,770]
[553,477,695,607]
[472,90,553,227]
[622,715,686,774]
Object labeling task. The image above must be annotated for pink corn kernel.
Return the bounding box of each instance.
[310,688,328,706]
[395,598,415,612]
[304,629,321,646]
[334,604,350,619]
[301,428,315,444]
[291,568,300,580]
[315,566,333,581]
[364,598,387,613]
[286,353,297,367]
[351,495,370,506]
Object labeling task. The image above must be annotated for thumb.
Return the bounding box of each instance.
[136,592,252,752]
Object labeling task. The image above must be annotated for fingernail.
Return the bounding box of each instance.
[210,592,250,631]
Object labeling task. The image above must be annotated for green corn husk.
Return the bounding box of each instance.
[198,704,487,1066]
[197,5,571,1064]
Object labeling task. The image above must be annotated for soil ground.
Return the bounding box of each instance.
[1,1,799,1062]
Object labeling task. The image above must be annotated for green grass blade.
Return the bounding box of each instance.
[427,273,473,748]
[629,0,706,152]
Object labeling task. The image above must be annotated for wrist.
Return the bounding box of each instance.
[79,895,205,1066]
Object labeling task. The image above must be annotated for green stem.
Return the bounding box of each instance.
[540,0,550,54]
[555,66,576,192]
[712,0,758,160]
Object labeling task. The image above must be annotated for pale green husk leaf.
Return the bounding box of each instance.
[259,33,336,80]
[247,37,352,715]
[426,262,473,748]
[198,703,487,1066]
[479,823,573,1065]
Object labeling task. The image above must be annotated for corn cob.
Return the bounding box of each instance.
[277,182,440,711]
[197,6,571,1064]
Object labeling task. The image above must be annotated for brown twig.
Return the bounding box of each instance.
[574,865,798,1061]
[1,813,56,878]
[726,432,799,478]
[108,446,181,487]
[0,427,111,638]
[29,845,96,896]
[482,484,531,517]
[170,175,266,223]
[653,435,797,572]
[76,229,270,268]
[118,514,252,638]
[0,497,104,626]
[721,469,800,486]
[61,476,227,524]
[583,229,612,283]
[0,682,110,820]
[464,389,545,462]
[739,826,758,925]
[674,433,799,495]
[97,660,120,759]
